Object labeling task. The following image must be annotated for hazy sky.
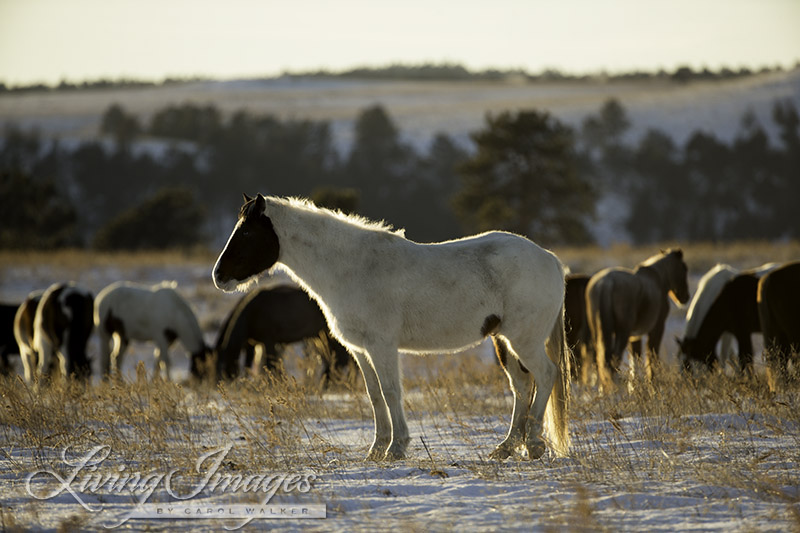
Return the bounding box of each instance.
[1,0,798,85]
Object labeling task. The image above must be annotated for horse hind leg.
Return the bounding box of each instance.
[111,334,129,376]
[153,336,174,380]
[489,335,542,460]
[21,346,37,383]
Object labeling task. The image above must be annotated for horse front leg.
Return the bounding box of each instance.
[350,350,394,461]
[364,345,410,460]
[645,324,665,381]
[153,339,171,380]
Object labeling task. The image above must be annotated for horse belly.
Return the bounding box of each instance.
[396,288,499,353]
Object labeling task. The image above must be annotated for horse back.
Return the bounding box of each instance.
[587,267,665,336]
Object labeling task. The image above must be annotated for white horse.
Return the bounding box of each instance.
[94,281,209,379]
[213,194,570,461]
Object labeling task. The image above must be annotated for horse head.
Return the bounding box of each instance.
[213,193,280,292]
[189,343,214,380]
[675,334,717,370]
[662,248,690,306]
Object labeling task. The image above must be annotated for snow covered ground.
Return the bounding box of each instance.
[1,251,798,532]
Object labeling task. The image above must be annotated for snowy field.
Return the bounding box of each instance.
[1,246,799,532]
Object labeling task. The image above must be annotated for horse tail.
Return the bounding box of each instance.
[588,278,616,384]
[545,299,571,457]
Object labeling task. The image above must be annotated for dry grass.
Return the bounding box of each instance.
[2,355,797,478]
[1,245,799,529]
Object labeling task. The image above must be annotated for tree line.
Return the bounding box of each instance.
[0,96,798,250]
[2,62,794,93]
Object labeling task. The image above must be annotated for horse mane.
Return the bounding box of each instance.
[271,196,406,238]
[639,248,682,268]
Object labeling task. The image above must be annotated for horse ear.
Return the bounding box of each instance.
[255,193,266,211]
[243,193,253,204]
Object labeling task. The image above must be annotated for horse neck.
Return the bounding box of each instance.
[266,198,384,297]
[634,264,668,295]
[693,298,728,352]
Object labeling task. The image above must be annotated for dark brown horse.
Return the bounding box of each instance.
[214,284,352,383]
[1,303,21,374]
[677,273,761,371]
[586,249,690,386]
[757,261,800,382]
[565,274,593,383]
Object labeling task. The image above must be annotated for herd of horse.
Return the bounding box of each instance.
[566,258,800,387]
[0,281,352,386]
[1,193,798,461]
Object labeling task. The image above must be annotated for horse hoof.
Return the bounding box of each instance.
[489,446,513,461]
[383,450,405,461]
[526,441,546,460]
[365,443,390,462]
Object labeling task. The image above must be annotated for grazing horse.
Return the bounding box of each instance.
[565,274,593,383]
[678,263,778,371]
[680,264,739,370]
[214,284,352,382]
[1,302,21,374]
[213,194,570,461]
[30,283,94,381]
[586,249,690,386]
[757,261,800,382]
[94,281,210,379]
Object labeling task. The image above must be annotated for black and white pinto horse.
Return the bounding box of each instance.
[213,194,570,461]
[757,261,800,384]
[94,281,210,380]
[214,284,352,382]
[678,263,777,371]
[15,283,94,382]
[586,250,690,387]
